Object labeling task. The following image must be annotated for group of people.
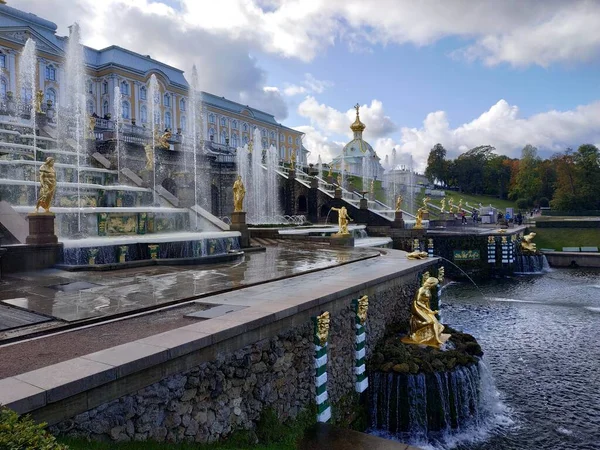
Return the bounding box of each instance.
[458,209,479,225]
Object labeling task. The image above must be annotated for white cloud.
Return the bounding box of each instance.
[294,125,343,164]
[283,73,332,97]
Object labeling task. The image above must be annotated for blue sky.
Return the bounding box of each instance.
[15,0,600,169]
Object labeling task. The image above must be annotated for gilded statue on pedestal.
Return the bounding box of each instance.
[35,157,56,213]
[316,311,330,346]
[402,277,450,348]
[35,90,44,114]
[414,207,425,229]
[290,150,296,170]
[521,232,537,253]
[440,198,446,213]
[156,129,171,149]
[233,175,245,213]
[331,206,352,235]
[448,198,455,212]
[144,144,154,171]
[336,173,342,186]
[356,295,368,325]
[327,165,333,178]
[370,179,375,196]
[395,195,403,212]
[87,115,96,138]
[422,196,430,211]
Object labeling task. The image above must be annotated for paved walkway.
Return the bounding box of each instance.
[300,423,421,450]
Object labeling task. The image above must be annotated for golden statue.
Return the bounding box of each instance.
[331,206,352,235]
[356,295,368,325]
[395,195,403,212]
[370,179,375,195]
[290,150,296,170]
[316,311,330,346]
[35,90,44,114]
[144,144,154,171]
[406,250,428,260]
[233,175,245,213]
[248,140,253,153]
[440,198,446,213]
[521,232,537,253]
[35,157,56,213]
[458,198,463,211]
[336,173,342,186]
[402,277,450,349]
[422,196,430,210]
[87,115,96,138]
[501,236,508,244]
[438,266,445,283]
[327,165,333,177]
[488,235,495,244]
[414,207,425,229]
[448,198,455,212]
[156,129,171,149]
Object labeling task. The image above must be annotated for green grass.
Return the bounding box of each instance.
[438,192,517,211]
[532,228,600,251]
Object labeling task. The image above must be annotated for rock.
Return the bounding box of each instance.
[381,362,394,372]
[392,363,410,373]
[181,388,197,402]
[432,359,445,372]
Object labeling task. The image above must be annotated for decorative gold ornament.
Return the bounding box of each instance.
[402,277,450,349]
[233,175,245,213]
[488,235,495,244]
[422,196,430,210]
[458,198,463,210]
[87,115,96,138]
[35,90,44,114]
[144,144,154,170]
[395,195,403,212]
[350,103,366,134]
[438,266,445,283]
[316,311,330,346]
[357,295,368,325]
[414,207,425,229]
[406,250,428,260]
[331,206,352,236]
[35,157,56,213]
[501,236,508,244]
[290,150,296,170]
[448,198,455,212]
[327,165,333,177]
[428,238,434,248]
[521,232,537,253]
[440,198,446,213]
[337,173,342,186]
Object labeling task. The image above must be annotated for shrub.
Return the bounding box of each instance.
[539,197,550,208]
[516,198,529,210]
[0,406,69,450]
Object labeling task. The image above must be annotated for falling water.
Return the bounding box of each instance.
[265,144,280,220]
[190,65,199,229]
[18,39,37,193]
[113,86,122,182]
[64,23,87,234]
[148,74,159,205]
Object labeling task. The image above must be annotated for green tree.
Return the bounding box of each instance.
[509,144,542,202]
[424,143,449,185]
[551,144,600,211]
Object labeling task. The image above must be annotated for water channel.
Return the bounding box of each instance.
[436,268,600,450]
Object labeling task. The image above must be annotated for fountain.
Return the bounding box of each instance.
[113,86,122,182]
[147,74,159,206]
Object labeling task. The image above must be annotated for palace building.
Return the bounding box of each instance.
[0,2,307,165]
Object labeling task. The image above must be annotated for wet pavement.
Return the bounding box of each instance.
[0,246,378,324]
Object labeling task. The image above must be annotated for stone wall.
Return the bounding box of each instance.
[50,274,418,444]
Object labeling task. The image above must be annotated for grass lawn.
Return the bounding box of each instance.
[532,228,600,251]
[411,191,517,215]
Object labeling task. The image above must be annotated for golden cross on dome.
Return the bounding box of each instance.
[354,103,360,115]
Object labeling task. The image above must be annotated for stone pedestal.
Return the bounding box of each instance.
[310,177,319,189]
[330,234,354,247]
[26,213,58,245]
[359,198,368,210]
[392,210,405,229]
[422,211,430,220]
[230,211,250,248]
[334,188,342,199]
[288,169,296,179]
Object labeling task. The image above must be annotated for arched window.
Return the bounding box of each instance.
[0,52,6,69]
[103,100,109,116]
[87,100,94,115]
[0,78,6,98]
[220,117,227,127]
[280,133,284,141]
[179,98,185,111]
[243,135,249,145]
[280,146,285,159]
[164,93,170,107]
[209,127,215,141]
[220,130,227,145]
[141,105,147,123]
[102,81,108,94]
[242,123,248,132]
[288,136,292,144]
[120,81,129,95]
[45,88,56,105]
[45,64,56,81]
[270,131,275,140]
[232,120,238,129]
[180,115,186,132]
[20,87,32,102]
[122,100,130,119]
[209,113,215,124]
[140,86,147,100]
[296,137,300,146]
[165,111,172,129]
[262,138,267,149]
[87,80,93,94]
[231,133,238,148]
[261,128,266,137]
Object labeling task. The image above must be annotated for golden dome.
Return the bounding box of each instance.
[350,103,366,133]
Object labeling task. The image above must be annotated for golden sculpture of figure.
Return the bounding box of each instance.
[440,198,446,213]
[370,179,375,196]
[336,173,342,186]
[248,140,253,153]
[155,129,171,149]
[395,195,403,212]
[356,295,368,325]
[290,150,296,170]
[406,250,428,260]
[521,232,537,253]
[144,144,154,171]
[414,207,425,229]
[327,165,333,177]
[402,277,450,349]
[35,157,56,213]
[448,198,455,212]
[316,311,330,346]
[438,266,445,283]
[35,89,44,114]
[331,206,352,235]
[87,115,96,138]
[233,175,245,213]
[458,198,463,210]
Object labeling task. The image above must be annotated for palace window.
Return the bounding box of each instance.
[243,135,249,145]
[231,133,238,147]
[120,81,129,96]
[280,146,285,160]
[20,87,32,102]
[209,113,215,124]
[103,81,108,95]
[87,80,93,94]
[220,117,227,127]
[164,93,171,107]
[87,100,94,115]
[180,115,186,132]
[232,120,238,129]
[270,131,275,140]
[288,136,292,144]
[0,52,6,69]
[165,111,172,129]
[209,127,215,141]
[141,105,148,123]
[45,65,56,81]
[140,86,147,100]
[262,138,267,149]
[122,100,130,119]
[296,137,300,146]
[45,88,56,105]
[179,98,185,111]
[280,133,284,141]
[103,100,109,116]
[242,123,248,132]
[0,78,6,98]
[220,130,227,145]
[261,128,266,137]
